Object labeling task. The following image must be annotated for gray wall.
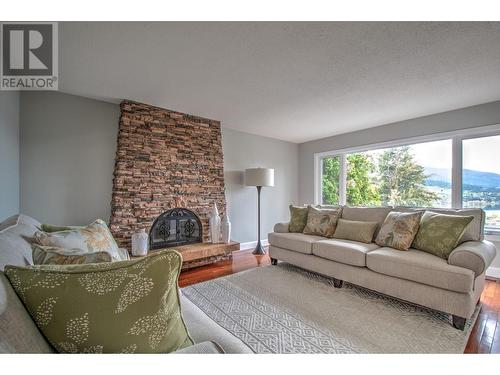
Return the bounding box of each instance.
[18,92,299,245]
[298,100,500,272]
[222,128,299,244]
[20,92,120,225]
[0,92,20,221]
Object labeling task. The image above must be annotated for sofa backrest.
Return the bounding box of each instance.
[0,271,53,353]
[0,214,40,271]
[340,206,393,237]
[393,206,485,242]
[314,205,485,243]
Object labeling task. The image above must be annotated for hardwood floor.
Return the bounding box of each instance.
[179,248,500,354]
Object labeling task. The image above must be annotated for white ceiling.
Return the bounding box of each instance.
[59,22,500,143]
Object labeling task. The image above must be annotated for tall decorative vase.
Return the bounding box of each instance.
[131,228,149,257]
[209,202,221,244]
[221,213,231,244]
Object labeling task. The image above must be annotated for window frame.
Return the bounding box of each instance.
[313,124,500,234]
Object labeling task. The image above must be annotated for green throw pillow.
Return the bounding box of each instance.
[412,212,474,259]
[333,219,378,244]
[289,205,309,232]
[302,206,341,238]
[32,244,112,265]
[4,250,193,353]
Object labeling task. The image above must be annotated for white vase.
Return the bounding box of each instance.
[131,228,148,256]
[221,213,231,244]
[209,202,221,243]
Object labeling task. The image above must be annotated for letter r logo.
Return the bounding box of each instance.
[2,23,53,76]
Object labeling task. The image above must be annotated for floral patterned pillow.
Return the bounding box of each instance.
[303,206,341,238]
[32,244,112,265]
[375,211,423,251]
[33,219,125,261]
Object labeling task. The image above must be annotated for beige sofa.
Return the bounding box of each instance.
[268,206,497,330]
[0,214,252,354]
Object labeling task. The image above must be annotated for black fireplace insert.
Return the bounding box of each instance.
[149,208,202,250]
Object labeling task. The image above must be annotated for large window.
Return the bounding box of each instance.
[316,126,500,233]
[463,135,500,232]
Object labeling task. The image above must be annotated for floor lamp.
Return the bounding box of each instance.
[245,168,275,255]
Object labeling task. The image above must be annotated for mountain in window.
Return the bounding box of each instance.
[425,167,500,189]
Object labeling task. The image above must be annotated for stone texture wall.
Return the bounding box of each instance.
[109,100,226,249]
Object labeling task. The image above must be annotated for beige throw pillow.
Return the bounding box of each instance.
[375,211,423,251]
[33,219,126,261]
[302,206,341,238]
[32,244,113,265]
[333,219,378,244]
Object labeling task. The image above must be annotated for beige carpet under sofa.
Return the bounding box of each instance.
[268,206,497,330]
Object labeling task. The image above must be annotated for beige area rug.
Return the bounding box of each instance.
[182,263,479,353]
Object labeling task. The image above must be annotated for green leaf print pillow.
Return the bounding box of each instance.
[4,250,193,353]
[412,212,474,259]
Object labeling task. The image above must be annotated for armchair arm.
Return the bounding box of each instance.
[273,222,290,233]
[448,240,497,276]
[171,341,224,354]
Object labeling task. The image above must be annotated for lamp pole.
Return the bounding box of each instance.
[253,185,265,255]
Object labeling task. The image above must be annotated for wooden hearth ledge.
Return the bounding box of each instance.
[143,241,240,270]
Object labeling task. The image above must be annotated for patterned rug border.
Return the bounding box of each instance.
[182,263,480,354]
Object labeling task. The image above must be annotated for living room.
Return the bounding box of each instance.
[1,1,500,372]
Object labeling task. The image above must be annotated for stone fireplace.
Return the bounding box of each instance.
[109,100,227,251]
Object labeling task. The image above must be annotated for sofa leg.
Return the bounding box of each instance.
[333,278,343,288]
[270,258,278,265]
[452,315,466,330]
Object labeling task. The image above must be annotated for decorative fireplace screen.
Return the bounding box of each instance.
[149,208,202,250]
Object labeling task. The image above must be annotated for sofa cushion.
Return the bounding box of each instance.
[312,239,379,267]
[4,250,193,353]
[268,232,324,254]
[341,206,392,236]
[0,214,41,271]
[394,206,485,242]
[0,272,53,353]
[366,247,475,293]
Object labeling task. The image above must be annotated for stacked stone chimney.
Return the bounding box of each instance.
[109,100,226,249]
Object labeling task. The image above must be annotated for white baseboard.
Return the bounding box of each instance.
[486,266,500,280]
[238,239,269,251]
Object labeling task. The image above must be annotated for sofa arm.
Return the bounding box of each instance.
[448,240,497,276]
[273,222,290,233]
[171,341,225,354]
